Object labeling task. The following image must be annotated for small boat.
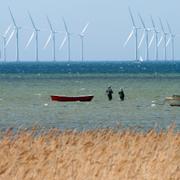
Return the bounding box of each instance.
[51,95,94,102]
[165,95,180,107]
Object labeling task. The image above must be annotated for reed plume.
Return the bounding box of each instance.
[0,127,179,179]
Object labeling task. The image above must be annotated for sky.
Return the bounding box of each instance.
[0,0,179,61]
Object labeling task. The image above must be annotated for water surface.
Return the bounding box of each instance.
[0,61,179,131]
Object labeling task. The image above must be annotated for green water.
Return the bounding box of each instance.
[0,73,179,131]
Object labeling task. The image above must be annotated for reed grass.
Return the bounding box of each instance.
[0,126,179,180]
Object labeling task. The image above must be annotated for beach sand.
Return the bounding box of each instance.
[0,126,179,180]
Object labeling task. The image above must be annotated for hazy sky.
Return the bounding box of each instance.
[0,0,179,61]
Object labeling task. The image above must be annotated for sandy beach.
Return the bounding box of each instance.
[0,126,179,180]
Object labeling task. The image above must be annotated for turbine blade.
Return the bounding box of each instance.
[128,7,136,26]
[59,36,67,50]
[43,34,52,49]
[150,16,156,29]
[148,34,155,48]
[81,23,89,35]
[47,16,54,32]
[25,32,35,49]
[123,30,134,47]
[28,11,37,30]
[4,24,12,36]
[166,37,171,47]
[157,36,163,47]
[138,14,146,28]
[159,18,165,33]
[166,20,172,34]
[62,18,69,33]
[8,7,17,27]
[138,32,145,48]
[5,30,15,47]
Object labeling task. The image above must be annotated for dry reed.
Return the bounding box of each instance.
[0,126,179,180]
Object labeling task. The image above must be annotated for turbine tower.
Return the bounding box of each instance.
[124,7,140,61]
[8,7,21,62]
[79,23,89,61]
[25,11,40,62]
[149,16,159,60]
[159,18,168,60]
[166,21,175,61]
[44,16,57,61]
[138,14,150,61]
[0,25,12,62]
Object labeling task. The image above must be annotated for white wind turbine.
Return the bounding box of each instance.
[25,11,40,62]
[166,21,176,61]
[59,18,71,62]
[43,16,58,61]
[0,25,12,62]
[158,18,168,60]
[79,23,89,61]
[8,7,21,62]
[138,14,151,61]
[124,7,140,61]
[149,16,159,60]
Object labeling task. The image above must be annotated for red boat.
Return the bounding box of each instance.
[51,95,94,102]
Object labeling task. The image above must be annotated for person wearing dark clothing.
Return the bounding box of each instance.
[118,88,125,101]
[106,86,113,101]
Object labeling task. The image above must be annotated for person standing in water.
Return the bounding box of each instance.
[118,88,125,101]
[106,86,114,101]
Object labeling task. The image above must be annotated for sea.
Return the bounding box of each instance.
[0,61,179,131]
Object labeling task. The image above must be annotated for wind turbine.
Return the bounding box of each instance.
[60,18,71,62]
[159,18,168,60]
[79,23,89,61]
[138,14,151,61]
[0,25,12,62]
[43,16,58,61]
[166,21,176,61]
[149,16,159,60]
[8,7,21,62]
[25,11,40,62]
[124,7,140,61]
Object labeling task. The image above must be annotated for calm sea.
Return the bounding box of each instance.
[0,61,179,131]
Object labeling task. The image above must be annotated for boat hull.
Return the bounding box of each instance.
[51,95,94,102]
[165,96,180,107]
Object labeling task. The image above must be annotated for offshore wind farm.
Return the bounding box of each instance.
[124,7,179,62]
[1,7,90,62]
[0,6,180,62]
